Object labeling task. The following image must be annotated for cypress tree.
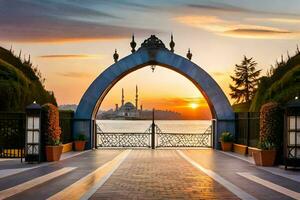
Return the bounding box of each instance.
[230,56,261,103]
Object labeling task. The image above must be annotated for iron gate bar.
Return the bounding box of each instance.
[96,132,151,148]
[0,112,25,158]
[156,133,212,147]
[95,124,212,148]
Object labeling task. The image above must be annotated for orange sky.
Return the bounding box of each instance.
[99,66,213,119]
[1,1,300,119]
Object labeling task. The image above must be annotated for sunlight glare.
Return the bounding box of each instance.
[189,103,199,109]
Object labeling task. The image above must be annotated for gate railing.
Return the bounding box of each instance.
[96,132,151,147]
[0,112,25,158]
[96,123,212,148]
[156,125,212,148]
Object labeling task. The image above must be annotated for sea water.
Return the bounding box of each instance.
[96,120,212,133]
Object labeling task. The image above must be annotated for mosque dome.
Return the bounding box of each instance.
[122,102,136,111]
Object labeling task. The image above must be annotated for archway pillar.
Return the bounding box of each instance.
[73,119,95,149]
[214,119,235,149]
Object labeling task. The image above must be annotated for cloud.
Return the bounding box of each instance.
[143,97,207,105]
[248,17,300,24]
[223,28,292,39]
[186,2,300,16]
[0,16,155,43]
[174,15,299,39]
[162,97,209,108]
[39,54,101,59]
[186,3,250,13]
[174,16,229,32]
[68,0,156,11]
[56,72,91,78]
[0,1,117,20]
[0,0,157,43]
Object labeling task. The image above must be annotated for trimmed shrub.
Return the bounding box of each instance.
[42,103,61,145]
[259,102,283,150]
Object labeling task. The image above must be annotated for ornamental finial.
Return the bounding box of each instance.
[113,49,119,63]
[130,34,136,53]
[139,35,166,50]
[169,34,175,53]
[187,48,192,60]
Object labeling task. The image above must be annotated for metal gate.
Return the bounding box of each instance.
[96,123,212,148]
[0,112,25,158]
[156,126,212,147]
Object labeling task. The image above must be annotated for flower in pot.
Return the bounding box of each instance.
[74,134,86,151]
[220,132,234,151]
[253,140,276,166]
[43,103,63,162]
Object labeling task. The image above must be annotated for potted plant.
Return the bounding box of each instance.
[220,132,234,151]
[253,140,276,166]
[253,102,283,166]
[45,139,63,162]
[43,104,63,162]
[74,134,86,151]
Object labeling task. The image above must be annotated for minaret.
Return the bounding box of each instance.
[121,88,124,106]
[135,85,138,110]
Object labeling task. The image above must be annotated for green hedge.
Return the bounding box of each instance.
[250,53,300,111]
[59,110,74,144]
[259,102,283,150]
[0,47,57,111]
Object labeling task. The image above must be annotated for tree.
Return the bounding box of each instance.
[230,56,261,103]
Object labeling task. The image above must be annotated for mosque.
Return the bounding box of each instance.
[99,85,182,120]
[101,86,142,119]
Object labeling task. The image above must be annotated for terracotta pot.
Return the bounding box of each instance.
[74,141,86,151]
[45,145,63,162]
[248,147,260,157]
[233,144,248,155]
[253,149,276,166]
[221,142,233,151]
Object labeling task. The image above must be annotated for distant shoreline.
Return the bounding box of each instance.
[96,119,212,121]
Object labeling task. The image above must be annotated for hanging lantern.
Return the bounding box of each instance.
[150,65,156,72]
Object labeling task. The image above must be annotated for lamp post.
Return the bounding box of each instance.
[25,102,42,163]
[284,98,300,169]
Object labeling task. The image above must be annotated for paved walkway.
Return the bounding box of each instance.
[0,149,299,200]
[90,150,238,200]
[0,151,89,179]
[0,150,123,199]
[181,150,300,200]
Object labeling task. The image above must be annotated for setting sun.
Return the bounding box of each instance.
[189,103,199,109]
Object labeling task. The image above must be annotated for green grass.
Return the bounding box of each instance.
[250,54,300,111]
[0,47,57,111]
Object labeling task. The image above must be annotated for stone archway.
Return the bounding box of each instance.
[74,35,235,149]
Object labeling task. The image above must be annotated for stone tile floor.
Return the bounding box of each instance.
[90,150,238,200]
[0,149,299,200]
